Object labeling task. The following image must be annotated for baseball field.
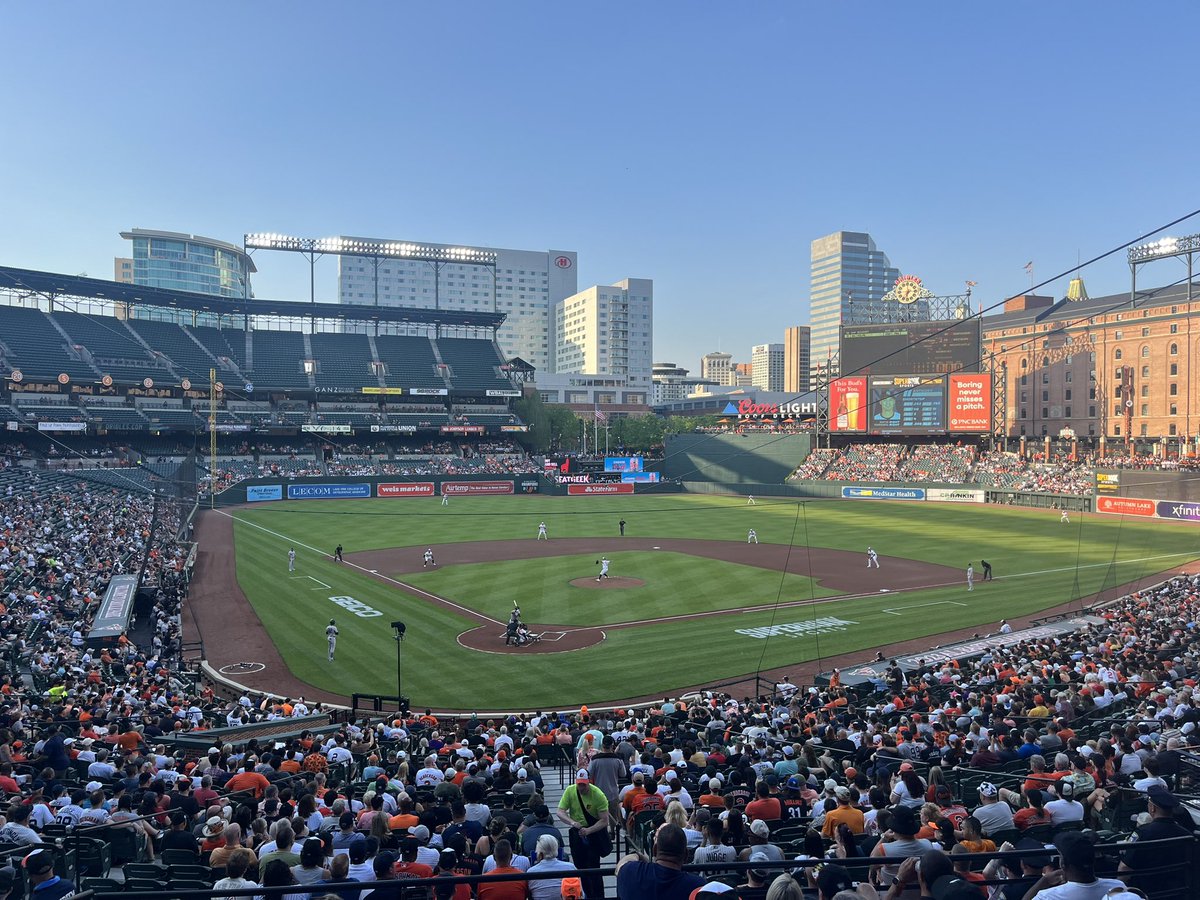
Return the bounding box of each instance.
[192,494,1200,710]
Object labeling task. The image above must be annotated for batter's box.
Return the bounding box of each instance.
[538,631,567,642]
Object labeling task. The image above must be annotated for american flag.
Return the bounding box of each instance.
[965,280,978,288]
[594,405,607,423]
[1024,261,1034,274]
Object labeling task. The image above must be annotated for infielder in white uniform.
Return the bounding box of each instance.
[596,557,610,581]
[747,529,758,544]
[537,521,548,540]
[288,548,296,572]
[747,495,756,505]
[867,547,879,568]
[966,563,974,592]
[326,619,339,661]
[423,548,436,568]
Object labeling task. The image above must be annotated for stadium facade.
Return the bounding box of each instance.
[336,238,577,372]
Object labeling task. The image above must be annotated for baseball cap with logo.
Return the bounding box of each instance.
[22,849,54,876]
[561,877,585,898]
[978,782,998,798]
[575,769,590,784]
[749,819,771,838]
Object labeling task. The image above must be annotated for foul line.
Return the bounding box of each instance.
[218,510,504,626]
[290,575,331,590]
[882,600,967,616]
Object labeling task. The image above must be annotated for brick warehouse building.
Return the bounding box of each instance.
[983,279,1200,448]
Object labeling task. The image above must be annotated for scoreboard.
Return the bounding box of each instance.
[840,319,981,376]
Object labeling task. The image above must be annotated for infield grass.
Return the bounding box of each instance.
[227,495,1200,708]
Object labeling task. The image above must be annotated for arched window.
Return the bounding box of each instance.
[1170,342,1178,355]
[1141,346,1150,358]
[1115,349,1123,360]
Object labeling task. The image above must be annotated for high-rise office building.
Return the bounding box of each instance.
[700,351,734,385]
[809,231,900,378]
[751,343,785,391]
[555,278,653,385]
[117,229,255,298]
[784,326,811,394]
[337,239,577,372]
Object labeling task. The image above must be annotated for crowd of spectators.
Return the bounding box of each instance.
[791,444,1100,495]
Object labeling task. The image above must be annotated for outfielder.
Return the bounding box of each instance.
[537,521,548,540]
[1060,509,1069,524]
[747,495,756,505]
[326,619,339,661]
[747,529,758,544]
[867,547,879,568]
[596,557,610,581]
[441,492,449,506]
[288,548,296,572]
[423,548,436,568]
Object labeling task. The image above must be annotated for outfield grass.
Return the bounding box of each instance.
[228,495,1200,708]
[403,552,832,626]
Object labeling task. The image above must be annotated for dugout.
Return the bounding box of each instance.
[85,574,139,647]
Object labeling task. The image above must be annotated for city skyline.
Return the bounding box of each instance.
[1,5,1197,371]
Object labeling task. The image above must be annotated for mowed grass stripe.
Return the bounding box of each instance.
[402,552,829,626]
[226,496,1200,708]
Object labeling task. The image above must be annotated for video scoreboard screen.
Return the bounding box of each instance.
[604,456,643,473]
[840,319,981,376]
[868,376,947,435]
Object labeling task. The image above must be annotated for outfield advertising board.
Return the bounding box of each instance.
[287,483,371,500]
[621,472,661,483]
[947,374,992,432]
[926,488,985,503]
[1095,496,1156,517]
[841,486,926,501]
[568,483,635,495]
[378,482,435,498]
[247,484,283,503]
[1157,500,1200,522]
[442,481,514,495]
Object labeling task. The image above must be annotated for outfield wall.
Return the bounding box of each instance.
[682,479,1091,510]
[213,473,681,506]
[662,433,812,484]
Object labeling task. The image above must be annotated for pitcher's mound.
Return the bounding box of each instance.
[569,576,645,589]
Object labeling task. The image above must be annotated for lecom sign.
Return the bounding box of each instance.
[377,482,435,498]
[568,483,634,495]
[442,481,515,495]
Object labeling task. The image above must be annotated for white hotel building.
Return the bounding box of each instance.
[337,238,577,372]
[555,278,653,387]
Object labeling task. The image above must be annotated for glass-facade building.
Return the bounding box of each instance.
[808,231,899,379]
[119,229,254,299]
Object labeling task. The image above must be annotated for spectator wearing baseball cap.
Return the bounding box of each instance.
[1026,832,1125,899]
[1119,784,1192,896]
[820,784,864,840]
[555,769,613,899]
[615,823,705,900]
[971,782,1014,835]
[870,804,934,886]
[22,849,72,900]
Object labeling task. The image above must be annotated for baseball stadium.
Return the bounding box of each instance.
[2,256,1199,897]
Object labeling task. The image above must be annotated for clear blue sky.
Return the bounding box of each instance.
[2,4,1197,370]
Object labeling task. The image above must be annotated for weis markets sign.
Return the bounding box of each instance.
[377,482,435,498]
[725,399,817,419]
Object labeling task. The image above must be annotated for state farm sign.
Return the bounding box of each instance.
[568,483,634,495]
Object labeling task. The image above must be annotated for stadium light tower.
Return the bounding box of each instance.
[1128,232,1200,442]
[243,233,501,316]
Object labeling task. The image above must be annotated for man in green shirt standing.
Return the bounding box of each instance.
[555,768,614,899]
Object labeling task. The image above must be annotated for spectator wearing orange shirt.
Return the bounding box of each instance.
[821,786,865,839]
[224,760,270,800]
[743,781,782,823]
